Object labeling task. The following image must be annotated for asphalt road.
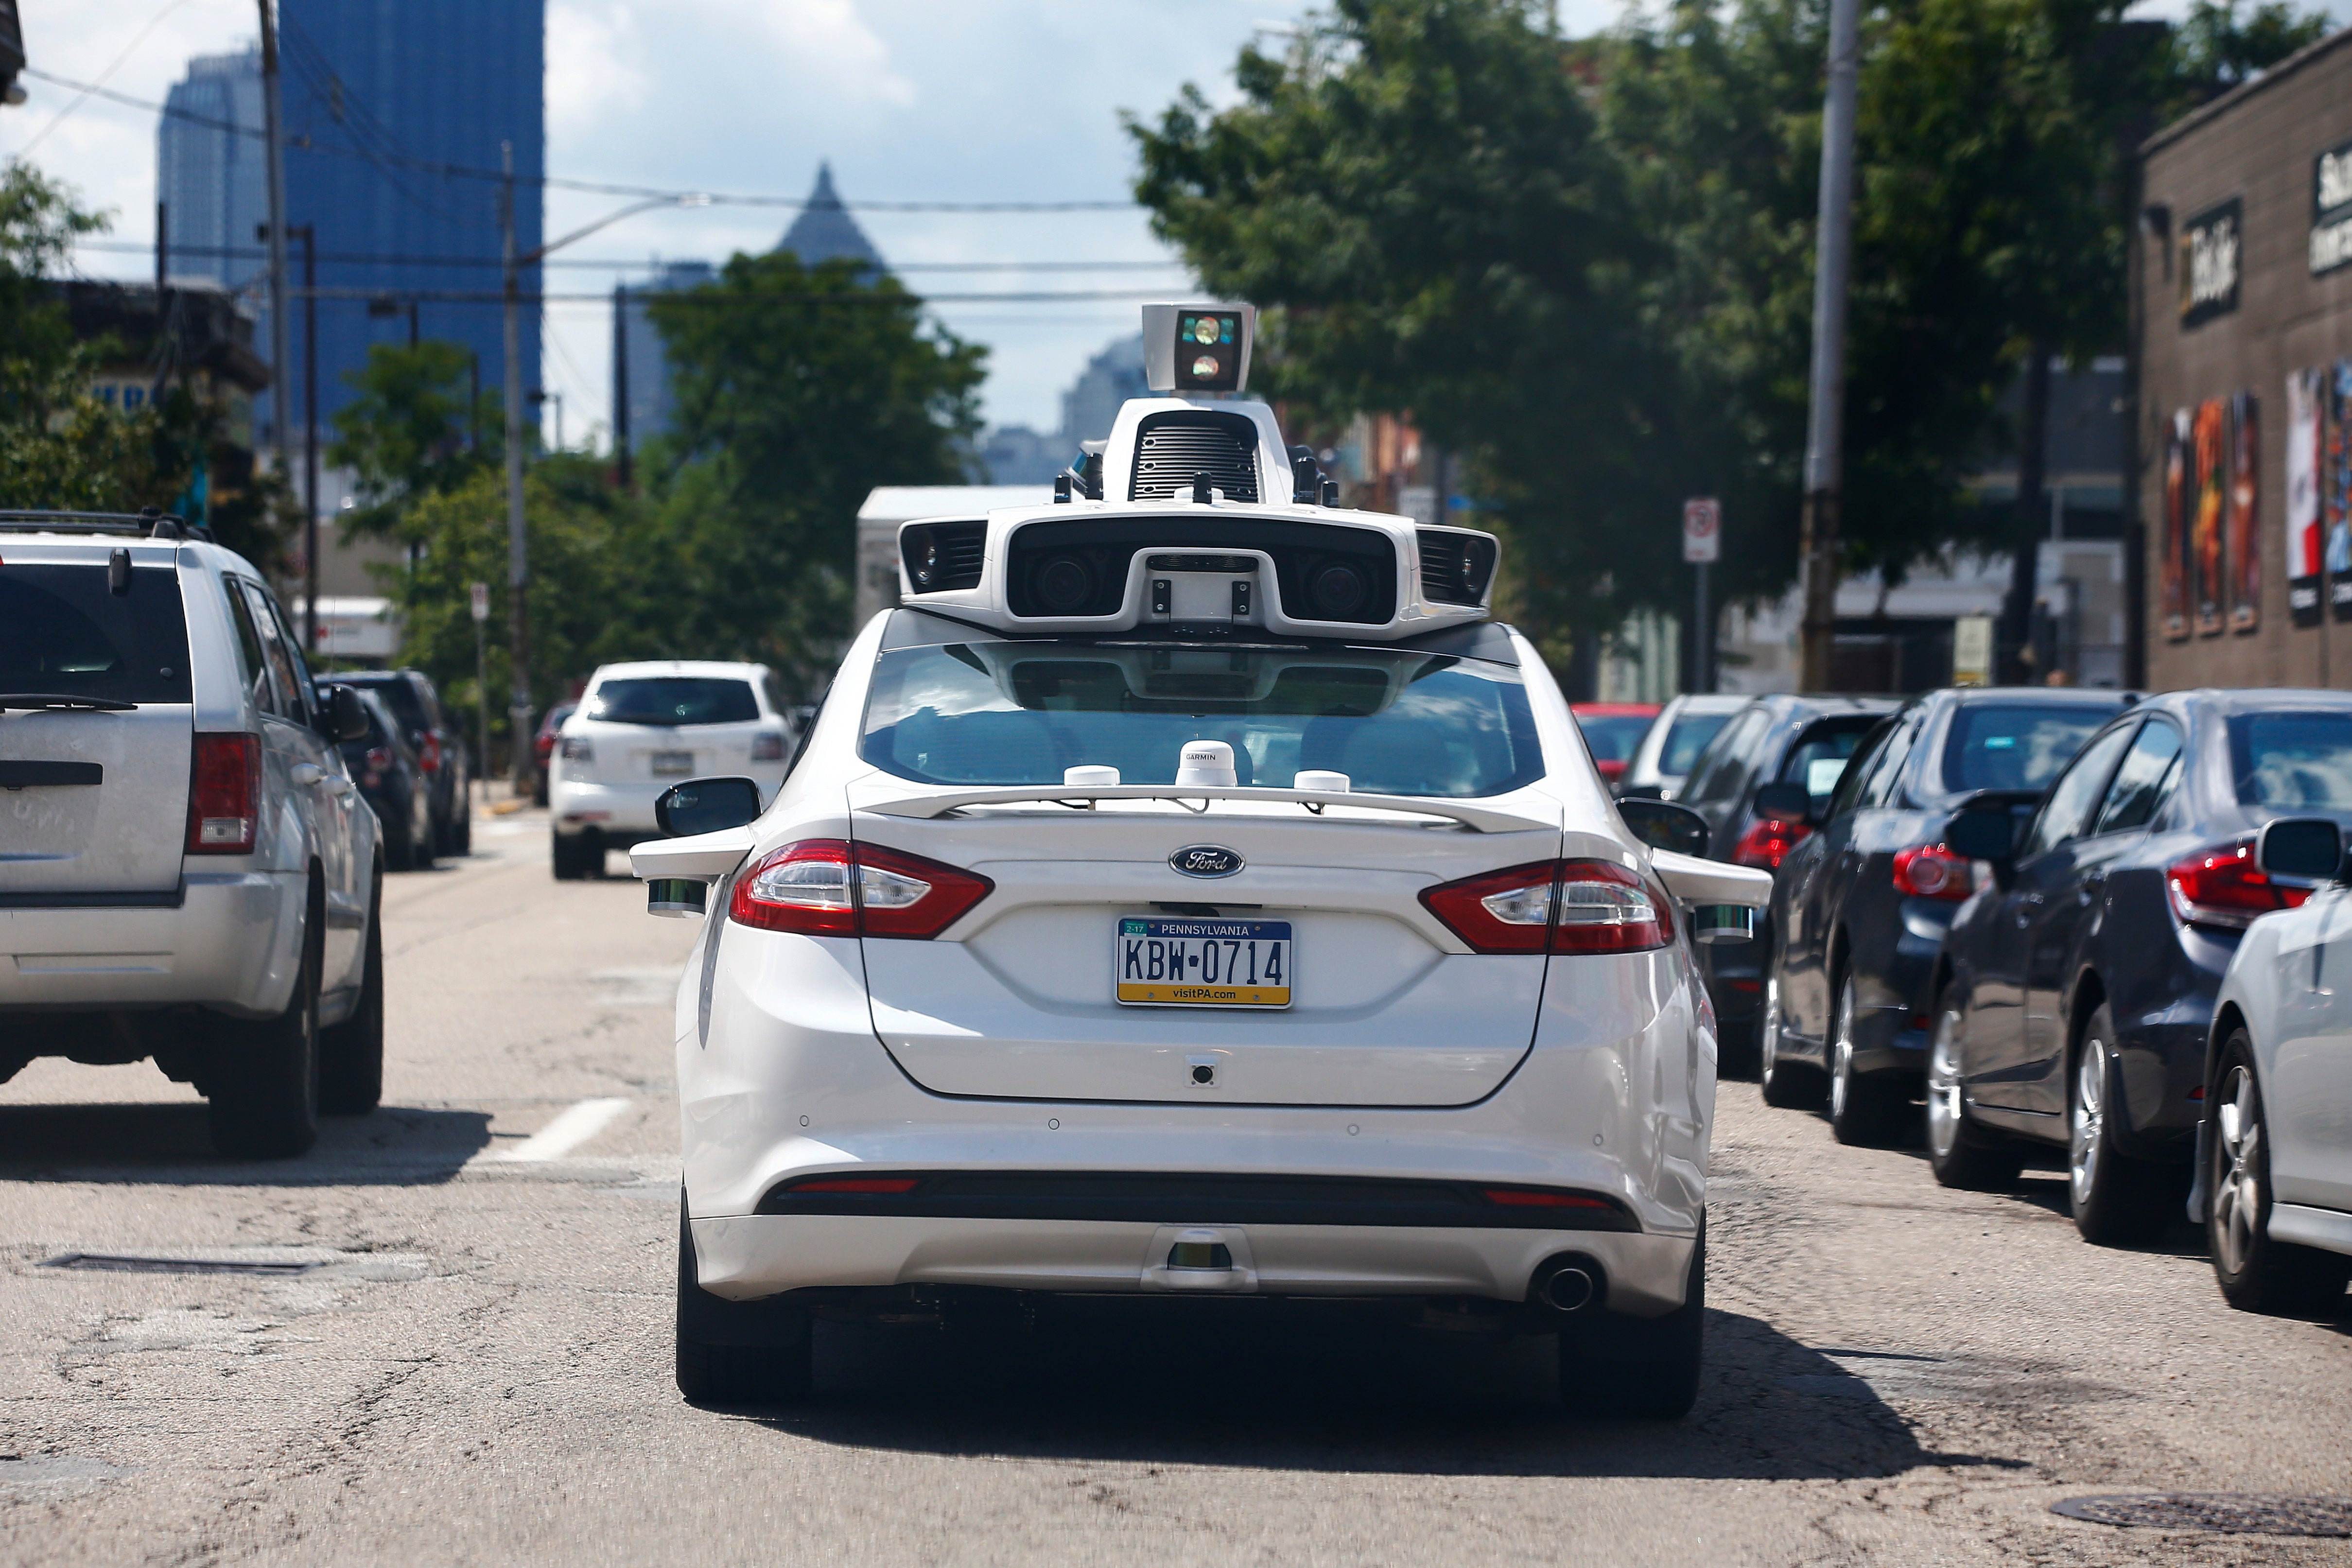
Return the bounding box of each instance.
[4,806,2350,1566]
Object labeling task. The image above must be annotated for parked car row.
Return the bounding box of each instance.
[1599,684,2352,1317]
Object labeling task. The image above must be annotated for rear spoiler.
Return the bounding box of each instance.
[854,783,1558,836]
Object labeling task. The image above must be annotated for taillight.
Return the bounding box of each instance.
[364,745,393,771]
[1419,858,1673,955]
[1892,842,1973,901]
[186,732,261,854]
[418,732,441,774]
[729,838,993,939]
[750,731,786,762]
[784,1176,920,1194]
[2167,838,2310,930]
[560,736,593,762]
[1732,815,1810,870]
[1481,1187,1613,1210]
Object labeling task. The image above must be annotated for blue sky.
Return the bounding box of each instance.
[10,0,2348,445]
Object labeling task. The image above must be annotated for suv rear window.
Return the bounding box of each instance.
[1657,711,1732,777]
[586,677,760,727]
[1777,718,1880,801]
[2230,711,2352,807]
[0,563,192,704]
[1940,703,2116,795]
[346,674,429,734]
[860,643,1543,797]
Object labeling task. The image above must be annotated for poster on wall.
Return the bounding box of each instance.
[2163,410,2190,641]
[2288,369,2324,626]
[2332,360,2352,622]
[2228,392,2260,631]
[2195,398,2227,636]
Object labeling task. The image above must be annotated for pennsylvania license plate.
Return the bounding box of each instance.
[1115,917,1293,1008]
[650,749,694,776]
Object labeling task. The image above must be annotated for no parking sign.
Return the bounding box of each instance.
[1682,498,1721,564]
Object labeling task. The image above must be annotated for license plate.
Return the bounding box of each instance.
[1116,917,1292,1008]
[650,750,694,777]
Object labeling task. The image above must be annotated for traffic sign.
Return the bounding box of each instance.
[470,582,490,624]
[1682,498,1721,564]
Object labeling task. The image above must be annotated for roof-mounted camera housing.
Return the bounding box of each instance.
[1141,302,1256,395]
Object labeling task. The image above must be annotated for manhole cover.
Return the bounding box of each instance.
[2052,1494,2352,1537]
[38,1254,325,1277]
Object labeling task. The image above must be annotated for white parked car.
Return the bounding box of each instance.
[631,307,1771,1415]
[0,510,382,1157]
[548,660,794,879]
[2201,817,2352,1314]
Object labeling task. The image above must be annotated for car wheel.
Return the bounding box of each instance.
[2208,1035,2351,1315]
[1925,986,2022,1190]
[1759,976,1824,1109]
[451,791,473,856]
[1560,1220,1705,1420]
[318,867,384,1115]
[676,1194,813,1406]
[409,790,436,871]
[552,833,592,881]
[1829,976,1904,1147]
[383,810,414,873]
[206,894,321,1159]
[532,770,549,808]
[2067,1007,2178,1247]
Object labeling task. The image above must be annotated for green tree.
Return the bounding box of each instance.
[645,252,986,693]
[327,339,499,538]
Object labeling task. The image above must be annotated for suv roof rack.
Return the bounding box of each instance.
[0,508,212,541]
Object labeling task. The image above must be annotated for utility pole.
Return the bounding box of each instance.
[612,282,631,491]
[295,223,318,654]
[471,582,491,799]
[1797,0,1863,692]
[256,0,290,483]
[501,139,533,791]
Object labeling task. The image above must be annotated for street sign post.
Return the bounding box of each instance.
[1683,499,1721,692]
[470,583,491,802]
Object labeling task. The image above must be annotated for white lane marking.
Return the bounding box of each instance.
[492,1097,632,1162]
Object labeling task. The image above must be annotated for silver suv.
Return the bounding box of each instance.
[0,512,382,1157]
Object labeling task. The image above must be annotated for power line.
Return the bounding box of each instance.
[73,238,1185,273]
[21,66,1141,212]
[284,285,1171,304]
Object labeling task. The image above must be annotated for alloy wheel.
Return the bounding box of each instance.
[1829,981,1856,1123]
[1927,1007,1966,1160]
[2070,1037,2108,1211]
[1760,978,1783,1079]
[2212,1065,2263,1278]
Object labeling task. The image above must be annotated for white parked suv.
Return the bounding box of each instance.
[548,660,794,880]
[629,341,1770,1417]
[0,511,383,1157]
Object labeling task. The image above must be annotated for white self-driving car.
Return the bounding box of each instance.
[2198,816,2352,1316]
[633,305,1770,1416]
[549,660,794,879]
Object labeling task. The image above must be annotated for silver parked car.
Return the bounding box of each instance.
[0,511,382,1157]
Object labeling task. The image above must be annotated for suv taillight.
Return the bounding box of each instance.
[1891,842,1972,901]
[1731,815,1809,871]
[187,732,261,854]
[1419,858,1673,955]
[2167,838,2309,930]
[750,732,787,762]
[417,732,441,774]
[730,839,993,939]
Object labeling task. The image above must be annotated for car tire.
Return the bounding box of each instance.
[552,833,595,881]
[1829,976,1905,1147]
[1925,986,2022,1190]
[676,1195,813,1406]
[409,792,436,872]
[318,868,384,1115]
[1758,976,1824,1109]
[450,791,473,857]
[383,811,415,873]
[1559,1220,1704,1420]
[2067,1006,2179,1247]
[2208,1034,2352,1316]
[206,893,321,1159]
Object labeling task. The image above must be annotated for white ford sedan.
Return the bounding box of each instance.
[632,357,1767,1416]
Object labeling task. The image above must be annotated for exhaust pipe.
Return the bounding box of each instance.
[1531,1254,1602,1316]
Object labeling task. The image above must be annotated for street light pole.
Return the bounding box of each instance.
[295,223,318,654]
[256,0,290,482]
[1797,0,1863,692]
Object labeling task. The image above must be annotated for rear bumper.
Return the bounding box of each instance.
[1844,897,1950,1081]
[692,1213,1696,1317]
[550,777,666,837]
[0,871,304,1020]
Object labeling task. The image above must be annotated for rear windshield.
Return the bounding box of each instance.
[1776,718,1880,800]
[860,643,1544,797]
[346,674,428,733]
[0,562,192,704]
[1574,711,1654,764]
[2230,711,2352,808]
[1940,703,2118,795]
[586,677,759,727]
[1656,711,1732,778]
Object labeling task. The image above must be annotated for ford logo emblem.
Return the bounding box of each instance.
[1170,845,1244,878]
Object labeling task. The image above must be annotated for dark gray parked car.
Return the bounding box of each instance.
[338,668,471,857]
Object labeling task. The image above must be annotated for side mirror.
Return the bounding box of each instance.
[1619,798,1709,857]
[1616,783,1667,801]
[1946,805,2020,865]
[1751,781,1814,825]
[655,776,763,837]
[2257,817,2344,883]
[319,684,370,744]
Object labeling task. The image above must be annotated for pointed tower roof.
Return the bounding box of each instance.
[775,163,887,275]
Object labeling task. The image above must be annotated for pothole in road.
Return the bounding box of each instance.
[41,1253,326,1277]
[2052,1494,2352,1537]
[1778,1347,2134,1407]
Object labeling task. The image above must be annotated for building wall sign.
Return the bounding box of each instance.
[2180,197,2243,326]
[2314,141,2352,277]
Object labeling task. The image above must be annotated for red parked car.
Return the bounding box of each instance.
[1571,702,1662,786]
[531,701,577,806]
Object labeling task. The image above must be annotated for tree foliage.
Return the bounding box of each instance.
[328,339,500,538]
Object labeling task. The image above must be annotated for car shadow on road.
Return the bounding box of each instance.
[724,1304,2025,1481]
[0,1103,493,1186]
